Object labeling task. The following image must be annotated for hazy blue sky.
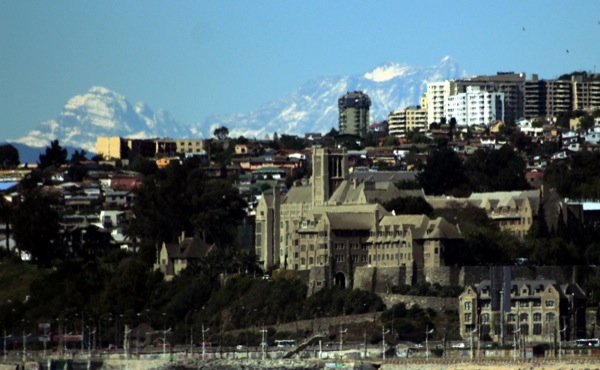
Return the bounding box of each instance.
[1,0,599,140]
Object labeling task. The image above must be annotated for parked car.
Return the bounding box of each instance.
[452,342,466,348]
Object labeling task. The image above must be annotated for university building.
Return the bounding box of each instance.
[255,147,463,290]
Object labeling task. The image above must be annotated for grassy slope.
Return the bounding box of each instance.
[0,259,47,303]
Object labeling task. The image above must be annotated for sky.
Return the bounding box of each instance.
[1,0,599,141]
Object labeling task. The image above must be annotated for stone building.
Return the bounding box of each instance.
[154,232,215,281]
[255,147,463,291]
[458,279,586,344]
[426,190,541,240]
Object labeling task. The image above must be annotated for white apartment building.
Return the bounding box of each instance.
[445,86,504,126]
[426,81,456,124]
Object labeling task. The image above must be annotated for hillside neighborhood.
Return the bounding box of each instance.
[1,70,600,362]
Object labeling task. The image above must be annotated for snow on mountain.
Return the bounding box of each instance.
[12,86,191,152]
[199,56,468,139]
[11,57,467,152]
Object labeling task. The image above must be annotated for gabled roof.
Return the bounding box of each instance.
[283,186,312,204]
[468,190,540,214]
[165,237,215,260]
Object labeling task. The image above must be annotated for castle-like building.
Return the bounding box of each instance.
[255,147,463,291]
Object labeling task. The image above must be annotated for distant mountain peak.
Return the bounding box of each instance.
[364,62,413,82]
[201,57,468,139]
[10,58,467,152]
[12,86,191,152]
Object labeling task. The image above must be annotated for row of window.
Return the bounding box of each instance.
[372,253,412,261]
[464,312,556,324]
[465,300,555,311]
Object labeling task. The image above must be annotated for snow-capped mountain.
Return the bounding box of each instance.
[12,86,191,152]
[200,56,468,138]
[12,57,467,152]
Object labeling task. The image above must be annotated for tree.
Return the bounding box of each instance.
[0,198,13,253]
[213,126,230,140]
[126,161,247,264]
[0,144,19,168]
[38,140,68,169]
[417,148,468,195]
[382,196,434,216]
[464,145,529,192]
[70,149,87,164]
[12,190,61,265]
[128,155,158,176]
[579,114,595,131]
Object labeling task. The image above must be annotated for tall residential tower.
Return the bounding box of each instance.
[338,91,371,138]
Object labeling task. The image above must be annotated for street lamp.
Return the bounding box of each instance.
[513,327,521,362]
[201,323,210,360]
[425,326,434,361]
[382,326,390,359]
[339,322,347,352]
[470,328,478,360]
[558,319,567,361]
[260,324,267,360]
[161,328,171,355]
[22,331,31,363]
[185,309,197,357]
[98,313,112,351]
[88,327,96,359]
[3,331,11,361]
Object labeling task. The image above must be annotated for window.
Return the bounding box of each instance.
[464,313,472,322]
[508,314,516,322]
[546,313,556,322]
[464,301,472,310]
[520,313,528,322]
[545,300,555,307]
[533,313,542,322]
[519,301,529,308]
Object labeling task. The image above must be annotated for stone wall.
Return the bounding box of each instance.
[351,265,597,296]
[425,266,461,286]
[459,266,489,287]
[377,293,458,311]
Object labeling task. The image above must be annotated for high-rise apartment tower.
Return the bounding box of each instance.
[338,91,371,138]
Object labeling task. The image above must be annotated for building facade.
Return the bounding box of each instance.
[388,106,428,138]
[459,279,586,344]
[338,91,371,138]
[255,147,463,289]
[445,86,505,126]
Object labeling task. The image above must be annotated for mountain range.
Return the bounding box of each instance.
[8,56,468,161]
